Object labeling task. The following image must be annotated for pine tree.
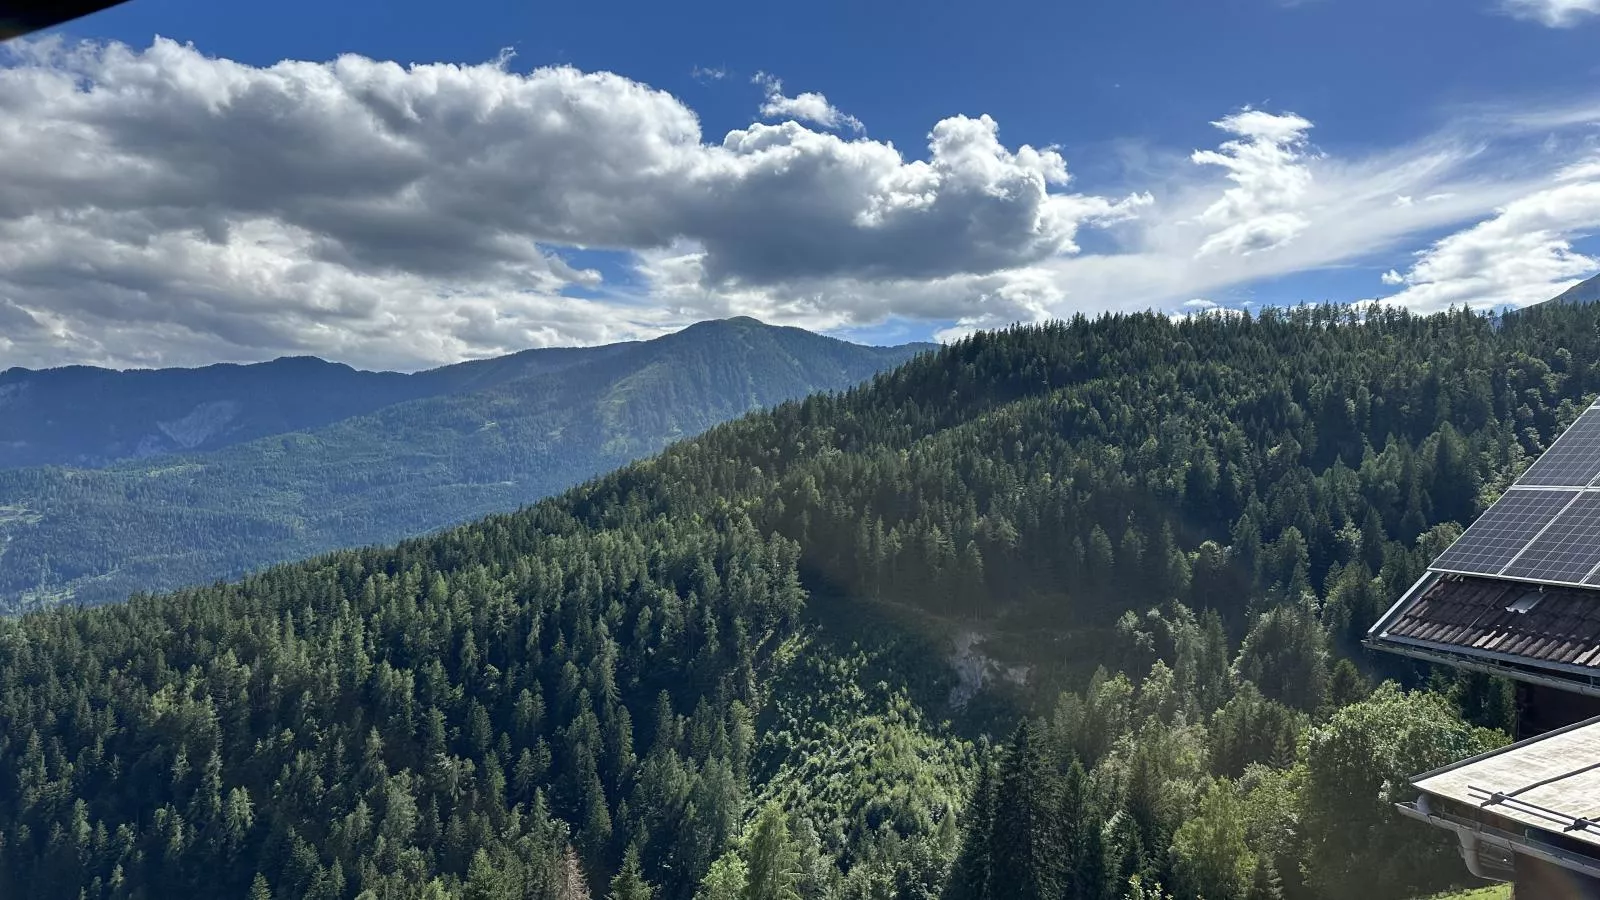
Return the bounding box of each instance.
[1247,856,1283,900]
[608,845,655,900]
[466,848,516,900]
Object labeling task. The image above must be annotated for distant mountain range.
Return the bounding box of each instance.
[0,340,641,469]
[0,318,931,610]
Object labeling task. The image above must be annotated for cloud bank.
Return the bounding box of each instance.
[1,37,1599,370]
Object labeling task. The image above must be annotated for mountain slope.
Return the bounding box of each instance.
[1548,271,1600,306]
[0,302,1559,900]
[0,341,646,470]
[0,319,927,610]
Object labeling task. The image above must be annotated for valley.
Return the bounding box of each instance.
[2,303,1586,900]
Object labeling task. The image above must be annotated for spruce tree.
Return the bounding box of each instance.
[608,845,655,900]
[988,721,1066,900]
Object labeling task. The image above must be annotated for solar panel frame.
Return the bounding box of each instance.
[1428,488,1580,578]
[1501,493,1600,583]
[1517,405,1600,488]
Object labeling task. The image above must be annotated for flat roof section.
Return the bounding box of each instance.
[1414,716,1600,852]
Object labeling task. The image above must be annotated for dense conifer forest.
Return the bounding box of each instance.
[5,301,1594,900]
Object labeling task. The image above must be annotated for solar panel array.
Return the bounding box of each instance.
[1428,403,1600,588]
[1519,407,1600,485]
[1502,494,1600,583]
[1430,489,1578,575]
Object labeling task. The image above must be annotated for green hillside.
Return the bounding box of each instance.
[0,318,927,610]
[7,302,1591,900]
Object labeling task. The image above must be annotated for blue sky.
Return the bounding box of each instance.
[3,0,1600,367]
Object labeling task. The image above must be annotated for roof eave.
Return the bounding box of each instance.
[1362,635,1600,698]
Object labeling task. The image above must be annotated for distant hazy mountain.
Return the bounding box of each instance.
[0,342,640,469]
[0,318,930,610]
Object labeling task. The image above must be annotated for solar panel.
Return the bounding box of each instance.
[1502,493,1600,584]
[1518,405,1600,487]
[1430,488,1579,577]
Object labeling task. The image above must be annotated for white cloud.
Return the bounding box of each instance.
[633,241,1076,341]
[752,72,863,133]
[6,37,1600,371]
[1377,180,1600,311]
[1558,158,1600,181]
[1183,298,1219,309]
[0,37,1139,369]
[1191,109,1315,257]
[1500,0,1600,27]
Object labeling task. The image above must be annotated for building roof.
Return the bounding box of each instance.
[1367,405,1600,690]
[1413,716,1600,852]
[1381,573,1600,672]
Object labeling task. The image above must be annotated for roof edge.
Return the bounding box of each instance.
[1361,637,1600,699]
[1408,713,1600,784]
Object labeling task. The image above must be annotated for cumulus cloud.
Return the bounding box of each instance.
[1500,0,1600,27]
[753,72,862,132]
[697,114,1152,285]
[0,37,1140,369]
[1191,109,1314,257]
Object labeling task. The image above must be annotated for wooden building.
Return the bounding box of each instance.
[1367,401,1600,898]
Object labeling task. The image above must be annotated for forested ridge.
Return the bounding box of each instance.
[0,343,641,471]
[4,302,1595,900]
[0,318,926,610]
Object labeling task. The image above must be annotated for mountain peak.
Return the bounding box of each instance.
[681,315,770,331]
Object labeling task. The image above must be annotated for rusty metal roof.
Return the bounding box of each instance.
[1380,573,1600,672]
